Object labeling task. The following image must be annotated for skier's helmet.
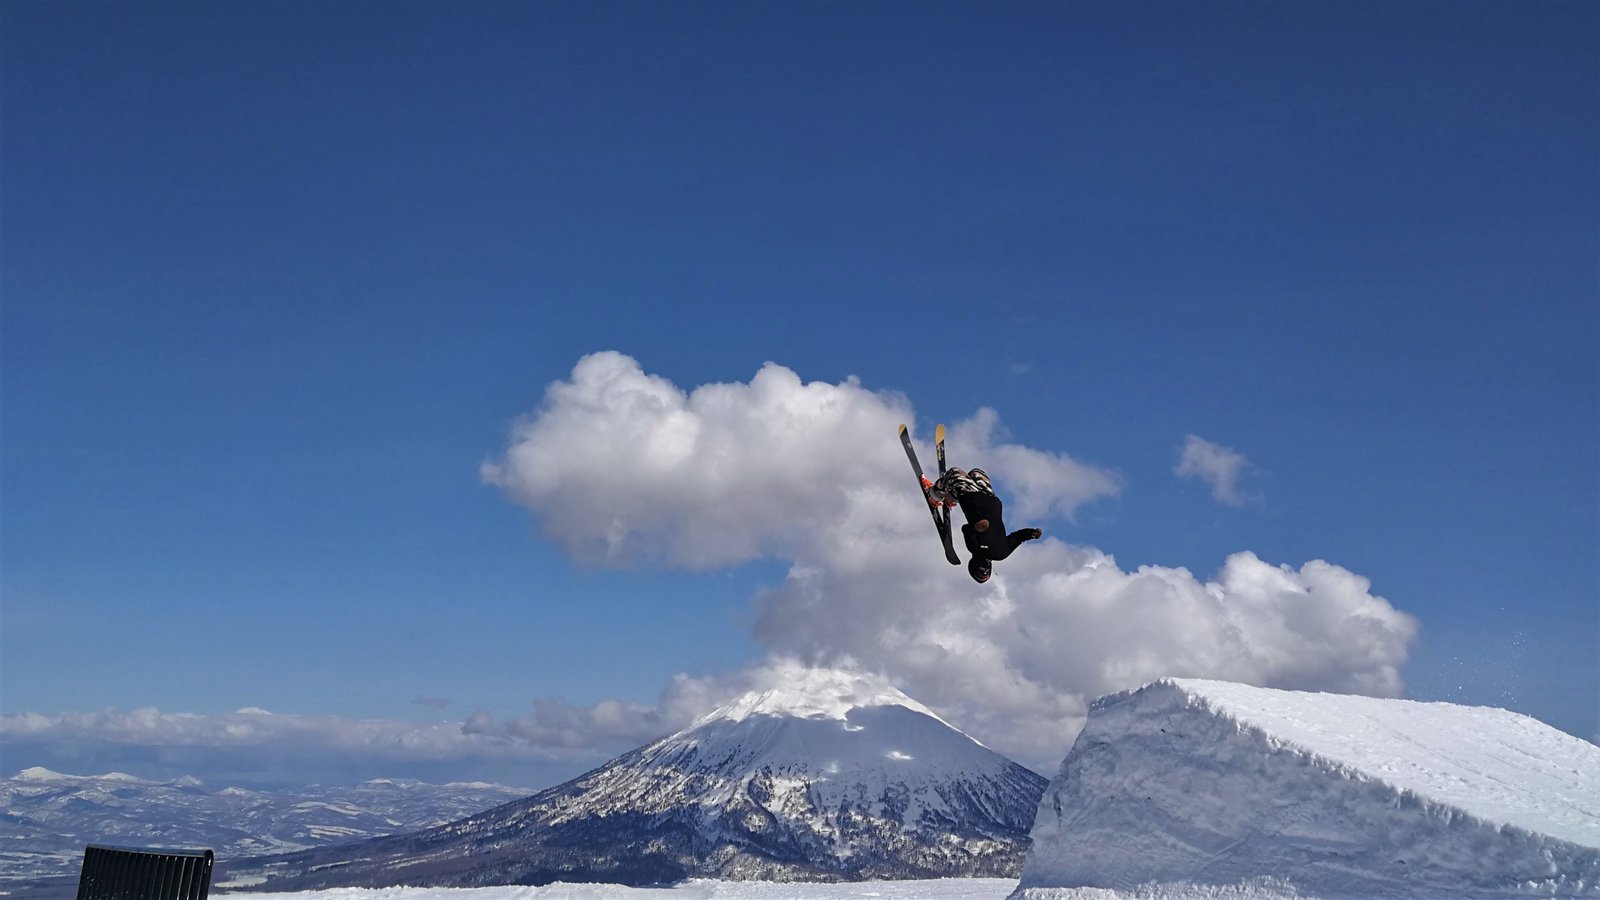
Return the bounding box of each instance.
[968,557,992,584]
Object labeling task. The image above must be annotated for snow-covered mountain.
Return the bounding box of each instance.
[0,767,532,882]
[219,670,1048,890]
[1017,679,1600,899]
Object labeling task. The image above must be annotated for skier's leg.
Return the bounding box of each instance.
[1004,528,1044,555]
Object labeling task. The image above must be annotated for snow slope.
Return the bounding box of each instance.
[1018,679,1600,899]
[218,877,1381,900]
[226,880,1017,900]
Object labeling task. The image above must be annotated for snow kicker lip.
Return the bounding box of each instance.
[1022,679,1600,899]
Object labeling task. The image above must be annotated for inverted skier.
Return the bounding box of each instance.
[921,467,1043,584]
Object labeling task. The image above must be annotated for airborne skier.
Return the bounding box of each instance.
[901,424,1043,582]
[923,466,1043,583]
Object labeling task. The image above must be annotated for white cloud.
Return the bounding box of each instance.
[479,353,1419,773]
[480,351,1119,570]
[1175,433,1254,505]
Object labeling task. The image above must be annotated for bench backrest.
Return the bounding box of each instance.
[76,845,214,900]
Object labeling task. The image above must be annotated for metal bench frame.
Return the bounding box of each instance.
[76,845,214,900]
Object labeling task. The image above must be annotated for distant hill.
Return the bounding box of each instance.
[0,767,532,882]
[218,669,1048,889]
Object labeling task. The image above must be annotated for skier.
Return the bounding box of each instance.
[920,468,1043,583]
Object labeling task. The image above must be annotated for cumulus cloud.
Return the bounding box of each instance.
[480,351,1119,569]
[479,353,1419,772]
[1175,433,1254,505]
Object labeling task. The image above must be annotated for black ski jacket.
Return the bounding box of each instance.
[956,492,1031,561]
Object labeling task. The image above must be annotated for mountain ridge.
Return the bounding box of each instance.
[0,768,534,883]
[218,674,1048,889]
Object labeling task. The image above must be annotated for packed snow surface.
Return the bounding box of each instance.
[1021,679,1600,899]
[222,880,1309,900]
[1174,679,1600,848]
[224,882,1010,900]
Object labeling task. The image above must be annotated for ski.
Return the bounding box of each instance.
[935,423,951,538]
[900,424,962,566]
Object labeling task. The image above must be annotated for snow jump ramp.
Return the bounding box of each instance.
[1016,679,1600,899]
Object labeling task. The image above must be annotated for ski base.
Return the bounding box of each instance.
[900,424,962,566]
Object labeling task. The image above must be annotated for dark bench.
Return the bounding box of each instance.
[77,845,214,900]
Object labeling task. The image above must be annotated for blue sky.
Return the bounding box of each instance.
[3,0,1595,789]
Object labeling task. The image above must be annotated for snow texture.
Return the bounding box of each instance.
[1019,679,1600,899]
[227,881,1018,900]
[218,877,1354,900]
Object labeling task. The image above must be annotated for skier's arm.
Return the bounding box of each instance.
[961,524,981,557]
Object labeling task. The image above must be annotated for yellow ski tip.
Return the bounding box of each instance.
[935,423,945,442]
[898,423,908,435]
